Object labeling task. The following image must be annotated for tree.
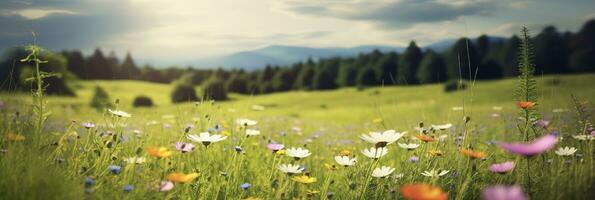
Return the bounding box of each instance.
[500,35,521,77]
[476,35,490,61]
[312,69,338,90]
[569,19,595,72]
[62,50,86,79]
[271,69,296,92]
[171,84,199,103]
[86,48,113,79]
[226,75,249,94]
[336,59,358,87]
[356,67,378,87]
[203,79,228,100]
[118,52,141,79]
[90,86,111,110]
[398,41,422,84]
[375,52,398,85]
[534,26,570,74]
[446,38,479,80]
[294,65,315,90]
[416,50,447,83]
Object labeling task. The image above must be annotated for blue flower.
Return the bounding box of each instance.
[240,182,251,190]
[108,165,122,174]
[123,185,134,192]
[84,177,95,187]
[409,156,419,163]
[235,146,243,153]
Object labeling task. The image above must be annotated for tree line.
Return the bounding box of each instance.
[1,19,594,98]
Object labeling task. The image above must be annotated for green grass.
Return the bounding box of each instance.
[1,74,594,199]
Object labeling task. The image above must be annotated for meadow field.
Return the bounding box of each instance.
[1,73,594,199]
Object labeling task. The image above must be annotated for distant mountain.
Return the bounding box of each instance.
[192,36,507,70]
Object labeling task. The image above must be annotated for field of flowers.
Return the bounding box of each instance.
[1,71,594,199]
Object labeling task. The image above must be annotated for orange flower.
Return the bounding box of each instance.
[339,150,352,156]
[517,101,535,109]
[400,183,448,200]
[416,134,435,142]
[460,149,486,159]
[6,133,25,142]
[428,150,444,157]
[166,172,200,183]
[146,146,173,158]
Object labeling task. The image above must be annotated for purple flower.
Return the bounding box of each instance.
[240,182,251,190]
[409,156,419,163]
[160,181,174,192]
[488,161,515,174]
[533,119,550,128]
[108,165,122,174]
[81,122,96,129]
[235,146,243,153]
[267,143,284,152]
[123,185,134,192]
[497,133,558,156]
[84,177,95,187]
[175,142,195,153]
[482,185,527,200]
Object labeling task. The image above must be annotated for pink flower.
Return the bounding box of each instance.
[267,143,284,152]
[159,181,174,192]
[482,185,527,200]
[497,133,558,156]
[175,142,195,153]
[488,161,515,174]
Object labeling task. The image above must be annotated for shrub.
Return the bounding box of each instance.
[203,79,228,101]
[133,95,153,107]
[444,80,467,92]
[90,86,111,110]
[171,84,199,103]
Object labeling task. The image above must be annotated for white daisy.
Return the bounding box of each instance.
[187,132,227,146]
[123,156,146,164]
[555,146,577,156]
[108,109,131,118]
[421,169,449,178]
[431,123,452,130]
[573,135,595,141]
[360,130,405,147]
[278,164,304,174]
[245,129,260,136]
[361,147,388,159]
[334,156,357,167]
[236,119,257,126]
[372,166,395,178]
[286,147,311,159]
[398,143,420,150]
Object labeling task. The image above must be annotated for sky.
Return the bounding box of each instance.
[1,0,594,66]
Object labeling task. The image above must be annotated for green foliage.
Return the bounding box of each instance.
[226,75,250,94]
[90,86,111,110]
[356,67,378,87]
[294,65,315,90]
[202,79,228,101]
[117,53,141,79]
[171,84,199,103]
[397,41,422,84]
[417,50,447,83]
[446,38,479,81]
[515,27,540,140]
[312,69,338,90]
[133,95,153,107]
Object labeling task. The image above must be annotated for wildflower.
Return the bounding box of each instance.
[235,146,243,153]
[360,130,405,147]
[533,119,550,129]
[431,123,452,130]
[187,132,227,147]
[108,165,122,174]
[428,150,443,157]
[327,192,335,199]
[278,164,304,174]
[245,129,260,136]
[339,149,352,156]
[324,163,338,170]
[496,133,558,156]
[175,142,195,153]
[488,161,515,174]
[159,181,174,192]
[123,185,134,192]
[267,143,285,152]
[292,175,316,184]
[285,147,311,159]
[516,101,535,109]
[236,119,257,126]
[5,133,25,142]
[166,172,200,183]
[555,146,577,156]
[481,185,527,200]
[492,106,503,111]
[84,177,95,187]
[334,156,357,167]
[81,122,96,129]
[107,109,131,117]
[240,183,252,190]
[572,134,594,141]
[251,105,265,111]
[307,189,320,195]
[123,156,146,164]
[409,156,419,163]
[460,149,486,159]
[372,166,395,178]
[415,134,435,142]
[398,143,420,150]
[400,183,448,200]
[276,150,286,156]
[146,147,173,158]
[361,147,388,159]
[391,173,404,180]
[421,169,449,178]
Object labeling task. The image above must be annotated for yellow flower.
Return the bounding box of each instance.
[373,118,383,124]
[276,150,286,156]
[428,150,444,157]
[307,189,320,195]
[166,172,200,183]
[339,150,352,156]
[460,149,486,159]
[221,130,231,136]
[324,163,338,171]
[6,133,25,142]
[292,175,317,184]
[146,146,173,158]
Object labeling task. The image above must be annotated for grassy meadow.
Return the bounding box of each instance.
[1,74,594,199]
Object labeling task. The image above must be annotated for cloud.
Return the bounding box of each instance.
[510,1,531,9]
[275,0,504,29]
